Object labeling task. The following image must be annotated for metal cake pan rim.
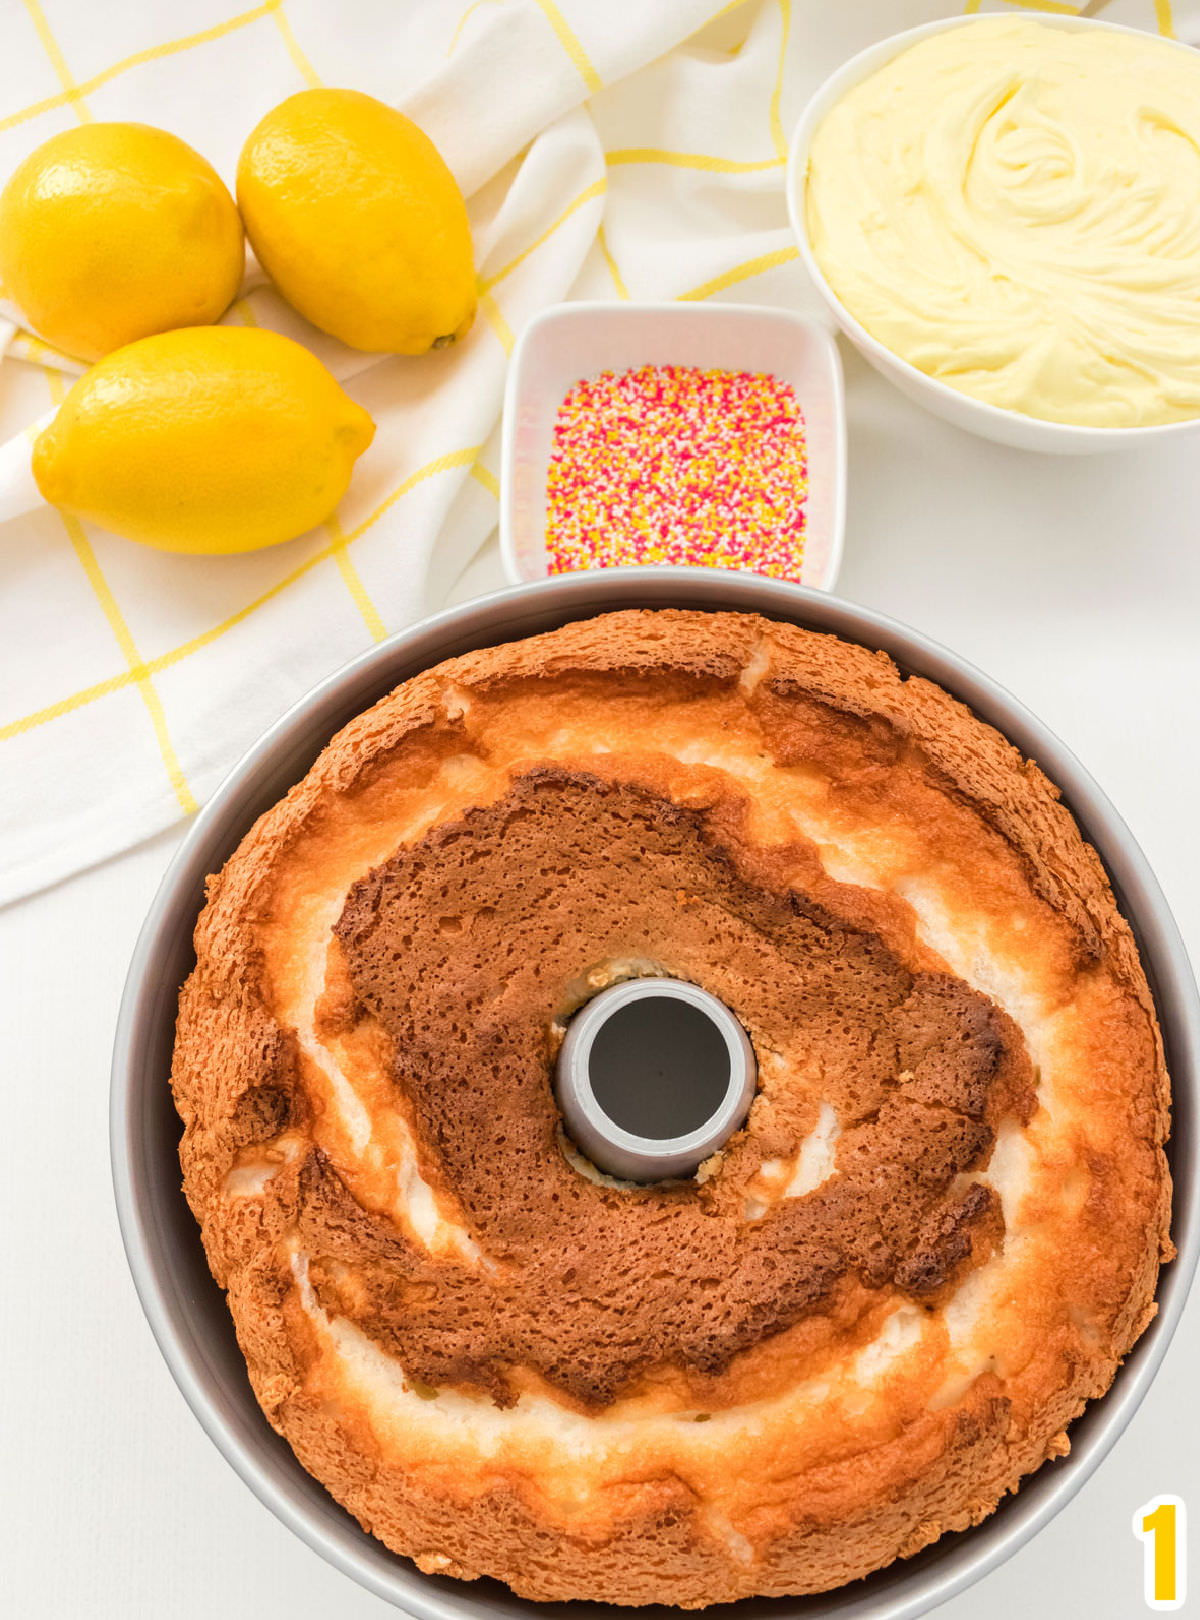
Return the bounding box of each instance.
[111,567,1199,1620]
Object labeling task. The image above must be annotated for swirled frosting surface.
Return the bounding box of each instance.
[806,19,1200,427]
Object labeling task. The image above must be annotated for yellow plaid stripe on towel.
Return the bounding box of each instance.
[0,0,1189,902]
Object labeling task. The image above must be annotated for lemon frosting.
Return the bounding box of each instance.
[805,19,1200,428]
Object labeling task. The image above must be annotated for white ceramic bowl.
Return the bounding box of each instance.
[786,12,1200,455]
[499,300,844,587]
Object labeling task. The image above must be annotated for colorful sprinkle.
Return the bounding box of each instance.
[544,364,808,580]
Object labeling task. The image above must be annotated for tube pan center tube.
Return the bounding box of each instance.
[556,977,757,1181]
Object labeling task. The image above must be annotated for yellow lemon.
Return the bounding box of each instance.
[33,326,374,554]
[238,89,476,355]
[0,122,244,363]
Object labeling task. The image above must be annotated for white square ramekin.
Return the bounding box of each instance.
[498,301,844,589]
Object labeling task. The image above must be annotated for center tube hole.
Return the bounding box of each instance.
[588,995,733,1141]
[556,976,757,1183]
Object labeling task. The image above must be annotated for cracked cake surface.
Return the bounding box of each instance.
[171,609,1172,1606]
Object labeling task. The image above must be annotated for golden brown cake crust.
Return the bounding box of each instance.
[171,610,1172,1606]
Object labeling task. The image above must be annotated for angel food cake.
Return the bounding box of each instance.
[171,610,1172,1605]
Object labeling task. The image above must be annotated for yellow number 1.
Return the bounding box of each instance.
[1134,1496,1187,1610]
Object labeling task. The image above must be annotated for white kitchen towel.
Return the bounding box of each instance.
[0,0,1189,905]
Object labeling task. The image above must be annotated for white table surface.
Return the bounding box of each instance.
[3,346,1197,1617]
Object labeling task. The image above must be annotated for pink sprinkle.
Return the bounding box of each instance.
[544,364,808,581]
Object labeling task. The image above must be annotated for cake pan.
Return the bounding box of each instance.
[112,567,1199,1620]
